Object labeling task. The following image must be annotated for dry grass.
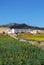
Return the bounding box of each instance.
[0,27,10,33]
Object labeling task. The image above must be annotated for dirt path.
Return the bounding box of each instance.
[9,34,18,40]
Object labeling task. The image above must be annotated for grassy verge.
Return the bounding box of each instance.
[0,35,44,65]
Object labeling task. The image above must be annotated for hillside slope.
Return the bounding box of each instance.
[0,23,44,30]
[0,35,44,65]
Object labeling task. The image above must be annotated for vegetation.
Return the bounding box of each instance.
[0,35,44,65]
[18,33,44,41]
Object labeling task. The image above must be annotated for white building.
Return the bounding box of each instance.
[30,30,38,34]
[12,29,32,34]
[7,28,39,34]
[7,29,15,34]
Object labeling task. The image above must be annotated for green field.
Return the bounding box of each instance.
[0,35,44,65]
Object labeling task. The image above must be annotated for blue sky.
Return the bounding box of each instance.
[0,0,44,27]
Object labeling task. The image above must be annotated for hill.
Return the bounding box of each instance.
[0,23,44,30]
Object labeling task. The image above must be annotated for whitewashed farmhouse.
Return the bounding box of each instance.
[7,28,39,34]
[30,30,38,34]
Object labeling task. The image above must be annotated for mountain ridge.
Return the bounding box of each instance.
[0,23,44,30]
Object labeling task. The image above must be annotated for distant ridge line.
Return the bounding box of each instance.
[0,23,44,30]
